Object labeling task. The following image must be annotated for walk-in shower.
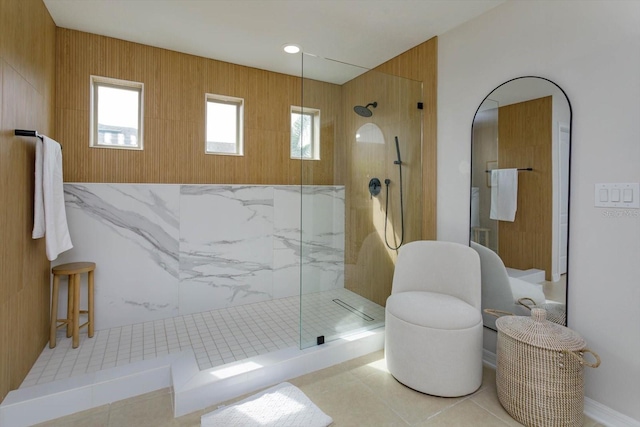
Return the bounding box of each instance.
[9,51,423,426]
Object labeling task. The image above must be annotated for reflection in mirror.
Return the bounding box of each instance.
[470,77,570,331]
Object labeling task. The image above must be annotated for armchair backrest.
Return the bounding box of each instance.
[392,240,481,309]
[470,241,517,329]
[469,241,516,308]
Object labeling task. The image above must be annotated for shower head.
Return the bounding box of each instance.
[353,102,378,117]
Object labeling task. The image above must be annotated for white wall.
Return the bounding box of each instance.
[438,1,640,422]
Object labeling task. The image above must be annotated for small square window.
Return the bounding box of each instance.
[206,94,244,156]
[90,76,143,150]
[291,106,320,160]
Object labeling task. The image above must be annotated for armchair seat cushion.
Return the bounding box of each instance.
[386,291,481,330]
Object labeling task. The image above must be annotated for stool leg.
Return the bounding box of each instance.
[66,275,74,338]
[88,270,94,338]
[72,273,80,348]
[50,274,60,348]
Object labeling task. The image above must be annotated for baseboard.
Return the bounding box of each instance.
[482,350,639,426]
[584,397,640,427]
[482,349,496,369]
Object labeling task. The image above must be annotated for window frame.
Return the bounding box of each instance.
[205,93,244,156]
[290,106,321,160]
[90,75,144,150]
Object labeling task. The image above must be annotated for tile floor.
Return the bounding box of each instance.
[34,350,603,427]
[21,289,385,388]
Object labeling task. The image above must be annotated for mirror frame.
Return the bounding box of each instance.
[470,76,572,330]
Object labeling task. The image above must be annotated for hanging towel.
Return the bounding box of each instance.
[490,168,518,222]
[33,136,73,260]
[32,138,45,238]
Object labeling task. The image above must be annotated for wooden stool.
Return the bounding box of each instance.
[50,262,95,349]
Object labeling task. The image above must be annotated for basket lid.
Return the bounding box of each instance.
[495,308,586,351]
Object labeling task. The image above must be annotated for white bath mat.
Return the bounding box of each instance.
[201,382,333,427]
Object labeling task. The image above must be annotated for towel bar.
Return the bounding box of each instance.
[485,168,532,173]
[15,129,63,149]
[14,129,43,140]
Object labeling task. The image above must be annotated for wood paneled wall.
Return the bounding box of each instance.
[56,29,341,185]
[498,96,552,280]
[0,0,56,403]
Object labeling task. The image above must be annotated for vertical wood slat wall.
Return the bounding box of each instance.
[340,38,436,306]
[56,29,341,185]
[56,29,437,233]
[342,69,424,306]
[0,0,56,404]
[498,96,552,280]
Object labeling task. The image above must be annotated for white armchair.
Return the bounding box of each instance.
[470,241,546,330]
[384,241,483,397]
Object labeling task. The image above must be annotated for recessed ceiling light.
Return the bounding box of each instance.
[283,44,301,54]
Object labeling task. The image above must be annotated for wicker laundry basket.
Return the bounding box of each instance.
[494,308,600,427]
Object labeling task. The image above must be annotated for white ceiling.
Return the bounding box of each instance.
[43,0,505,84]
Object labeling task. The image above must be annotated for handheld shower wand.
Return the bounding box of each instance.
[384,136,405,250]
[394,136,402,165]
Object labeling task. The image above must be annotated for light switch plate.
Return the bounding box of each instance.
[595,183,640,208]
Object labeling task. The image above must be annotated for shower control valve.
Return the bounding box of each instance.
[368,178,382,198]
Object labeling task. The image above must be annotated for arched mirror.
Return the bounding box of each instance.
[470,76,570,331]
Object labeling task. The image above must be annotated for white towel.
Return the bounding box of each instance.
[490,168,518,222]
[32,138,45,238]
[33,136,73,260]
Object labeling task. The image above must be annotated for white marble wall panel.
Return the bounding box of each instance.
[56,184,180,330]
[179,186,274,314]
[59,183,345,331]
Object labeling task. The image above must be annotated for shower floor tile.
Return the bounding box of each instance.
[20,288,385,388]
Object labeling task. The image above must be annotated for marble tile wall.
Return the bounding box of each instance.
[54,184,345,330]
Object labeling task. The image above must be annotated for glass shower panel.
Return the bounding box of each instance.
[299,53,422,349]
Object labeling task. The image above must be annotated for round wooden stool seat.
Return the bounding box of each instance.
[52,262,96,275]
[50,262,96,349]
